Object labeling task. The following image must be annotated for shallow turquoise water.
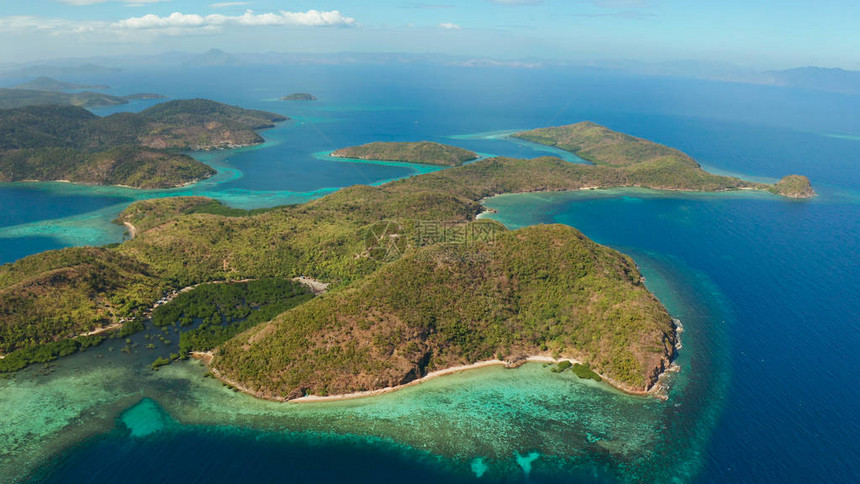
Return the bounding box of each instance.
[482,186,860,482]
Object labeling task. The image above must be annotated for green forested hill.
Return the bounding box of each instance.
[0,247,160,353]
[0,88,128,109]
[214,224,676,398]
[512,122,814,197]
[0,100,286,187]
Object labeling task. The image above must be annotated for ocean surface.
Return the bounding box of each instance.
[1,64,859,483]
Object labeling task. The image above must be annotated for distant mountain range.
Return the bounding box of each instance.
[2,51,858,96]
[182,49,241,67]
[763,67,860,94]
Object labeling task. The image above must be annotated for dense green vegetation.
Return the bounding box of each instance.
[151,356,171,370]
[175,282,312,357]
[0,334,104,373]
[14,77,109,92]
[139,279,313,369]
[214,224,676,398]
[0,88,128,109]
[0,99,286,187]
[514,122,697,167]
[572,363,603,382]
[0,145,214,188]
[152,278,308,328]
[118,319,145,338]
[512,122,814,197]
[281,93,317,101]
[768,175,815,198]
[331,142,479,166]
[0,247,160,353]
[116,197,279,233]
[0,121,815,395]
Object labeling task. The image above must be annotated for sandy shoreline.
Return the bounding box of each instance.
[195,356,567,404]
[291,356,570,403]
[196,352,668,404]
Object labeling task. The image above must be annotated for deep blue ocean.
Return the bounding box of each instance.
[1,64,858,483]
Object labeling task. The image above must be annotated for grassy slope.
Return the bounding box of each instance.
[331,141,479,166]
[0,100,285,187]
[768,174,816,198]
[0,247,160,353]
[513,122,814,197]
[214,224,676,398]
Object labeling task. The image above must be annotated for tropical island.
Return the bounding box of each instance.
[0,86,168,109]
[0,118,814,400]
[122,93,168,101]
[0,88,130,109]
[281,93,317,101]
[331,141,479,166]
[512,122,814,198]
[0,99,287,188]
[14,76,110,91]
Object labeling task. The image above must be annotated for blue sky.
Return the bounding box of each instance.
[0,0,857,69]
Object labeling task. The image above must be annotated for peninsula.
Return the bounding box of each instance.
[14,76,110,91]
[0,88,167,109]
[0,99,287,188]
[0,88,129,109]
[512,122,814,197]
[0,120,814,399]
[331,141,479,166]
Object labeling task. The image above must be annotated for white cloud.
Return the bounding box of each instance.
[438,22,461,30]
[113,10,356,29]
[59,0,170,5]
[0,8,356,43]
[209,1,250,8]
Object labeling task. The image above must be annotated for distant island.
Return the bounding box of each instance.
[331,141,479,166]
[14,76,110,91]
[0,88,129,109]
[765,66,860,95]
[281,93,317,101]
[0,119,814,400]
[0,99,287,188]
[1,77,167,108]
[122,93,167,100]
[0,88,168,109]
